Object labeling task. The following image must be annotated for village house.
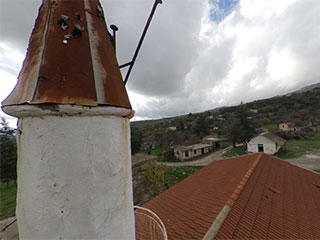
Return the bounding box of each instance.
[278,122,300,132]
[135,153,320,239]
[247,132,285,155]
[174,143,212,161]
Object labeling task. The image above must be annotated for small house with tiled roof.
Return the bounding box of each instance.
[135,153,320,239]
[247,131,285,154]
[174,143,213,161]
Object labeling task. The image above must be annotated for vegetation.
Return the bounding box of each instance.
[276,131,320,159]
[0,182,17,221]
[0,117,17,184]
[223,103,257,147]
[150,166,202,198]
[131,127,142,155]
[142,160,169,190]
[263,124,278,130]
[223,145,247,158]
[150,146,164,157]
[221,141,232,148]
[164,166,202,187]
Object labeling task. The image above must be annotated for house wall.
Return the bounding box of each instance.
[247,136,278,155]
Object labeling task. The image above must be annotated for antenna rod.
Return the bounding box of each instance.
[110,24,119,55]
[123,0,162,85]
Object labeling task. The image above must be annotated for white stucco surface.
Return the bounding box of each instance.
[5,105,135,239]
[247,135,278,155]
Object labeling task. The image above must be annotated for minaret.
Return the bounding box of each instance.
[2,0,135,239]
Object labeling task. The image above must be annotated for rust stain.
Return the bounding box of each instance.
[3,0,131,109]
[34,0,97,104]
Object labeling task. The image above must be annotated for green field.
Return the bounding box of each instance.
[276,131,320,159]
[263,124,278,130]
[150,146,164,156]
[223,145,247,158]
[0,182,17,221]
[221,141,232,149]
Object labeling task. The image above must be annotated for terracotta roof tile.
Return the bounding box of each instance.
[135,154,257,239]
[216,154,320,239]
[135,153,320,239]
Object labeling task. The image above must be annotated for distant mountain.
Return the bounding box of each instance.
[295,82,320,93]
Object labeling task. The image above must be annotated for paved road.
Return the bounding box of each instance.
[162,146,232,167]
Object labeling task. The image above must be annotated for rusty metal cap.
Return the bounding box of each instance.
[2,0,131,109]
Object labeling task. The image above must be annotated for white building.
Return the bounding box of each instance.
[174,143,212,161]
[247,132,285,155]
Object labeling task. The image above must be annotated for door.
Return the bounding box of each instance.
[258,144,264,152]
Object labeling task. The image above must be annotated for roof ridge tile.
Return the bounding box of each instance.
[203,152,263,239]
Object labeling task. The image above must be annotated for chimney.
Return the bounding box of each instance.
[2,0,135,239]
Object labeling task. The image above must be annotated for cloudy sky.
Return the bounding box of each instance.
[1,0,320,127]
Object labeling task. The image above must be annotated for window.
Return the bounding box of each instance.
[185,151,189,157]
[194,150,197,154]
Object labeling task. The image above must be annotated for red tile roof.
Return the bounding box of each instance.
[135,153,320,239]
[2,0,131,109]
[216,153,320,239]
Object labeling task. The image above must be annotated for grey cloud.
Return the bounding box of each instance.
[0,0,42,52]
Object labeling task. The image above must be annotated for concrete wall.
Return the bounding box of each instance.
[6,105,135,239]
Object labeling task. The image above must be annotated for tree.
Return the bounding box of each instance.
[131,127,142,155]
[224,118,242,147]
[223,103,257,147]
[142,160,169,190]
[176,119,184,131]
[0,117,17,183]
[194,116,209,136]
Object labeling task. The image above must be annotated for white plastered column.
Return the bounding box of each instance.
[2,104,136,240]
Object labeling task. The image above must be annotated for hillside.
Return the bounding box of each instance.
[131,82,320,151]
